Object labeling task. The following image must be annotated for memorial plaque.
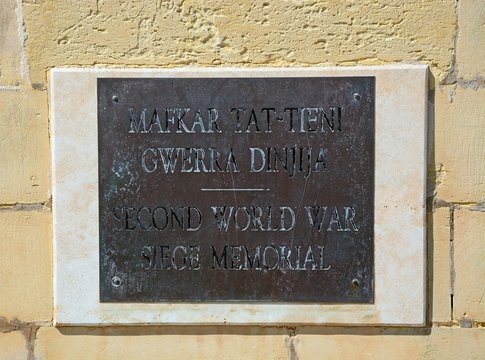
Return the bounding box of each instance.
[97,77,375,302]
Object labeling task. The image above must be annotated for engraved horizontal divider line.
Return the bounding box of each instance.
[200,188,270,192]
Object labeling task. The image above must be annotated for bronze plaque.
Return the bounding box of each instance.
[98,77,375,303]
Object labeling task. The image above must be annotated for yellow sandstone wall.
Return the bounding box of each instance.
[0,0,484,358]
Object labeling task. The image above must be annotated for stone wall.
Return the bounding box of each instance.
[0,0,483,358]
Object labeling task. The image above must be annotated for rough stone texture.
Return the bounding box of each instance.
[292,327,485,360]
[0,211,52,321]
[0,331,26,360]
[456,0,485,80]
[0,0,484,356]
[0,0,22,85]
[0,90,50,204]
[435,87,485,203]
[453,209,485,322]
[432,208,451,323]
[34,326,288,360]
[22,0,456,85]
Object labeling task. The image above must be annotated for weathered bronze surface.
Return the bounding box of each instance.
[98,77,375,302]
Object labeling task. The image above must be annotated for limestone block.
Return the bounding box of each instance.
[435,87,485,202]
[0,90,50,204]
[0,0,22,85]
[0,211,52,321]
[292,327,485,360]
[456,0,485,79]
[432,208,451,323]
[34,326,288,360]
[453,209,485,321]
[22,0,455,84]
[0,331,26,360]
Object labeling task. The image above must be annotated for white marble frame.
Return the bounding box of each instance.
[51,66,427,326]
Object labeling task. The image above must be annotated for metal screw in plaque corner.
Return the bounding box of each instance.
[353,93,361,101]
[351,279,360,289]
[111,276,122,287]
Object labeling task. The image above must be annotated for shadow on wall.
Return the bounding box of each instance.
[426,71,437,327]
[57,324,432,337]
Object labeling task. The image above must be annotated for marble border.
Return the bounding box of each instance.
[51,66,427,326]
